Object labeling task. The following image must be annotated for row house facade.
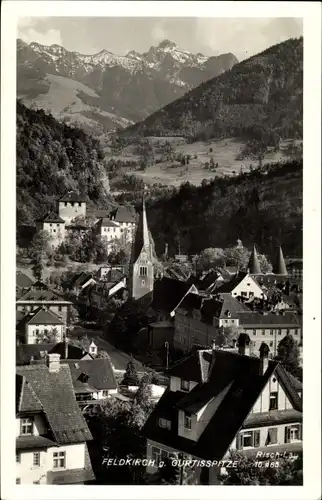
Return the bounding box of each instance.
[173,292,301,357]
[143,337,302,485]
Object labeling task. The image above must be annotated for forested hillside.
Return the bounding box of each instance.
[16,100,111,225]
[121,37,303,143]
[143,160,303,258]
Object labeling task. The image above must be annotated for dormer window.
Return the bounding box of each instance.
[159,418,171,430]
[184,413,192,430]
[180,379,189,392]
[225,310,231,318]
[20,417,34,435]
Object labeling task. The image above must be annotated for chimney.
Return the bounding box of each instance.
[259,342,270,375]
[237,333,251,356]
[47,353,61,373]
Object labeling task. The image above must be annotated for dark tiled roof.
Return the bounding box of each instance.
[18,288,71,302]
[62,358,117,391]
[72,272,95,288]
[238,312,300,327]
[96,218,119,228]
[151,278,197,314]
[59,191,86,202]
[27,308,65,325]
[272,246,288,275]
[168,350,209,384]
[48,343,92,360]
[110,206,136,223]
[16,344,55,365]
[16,364,93,445]
[16,435,58,450]
[243,409,302,428]
[247,245,261,274]
[42,212,65,223]
[16,374,43,413]
[275,364,302,411]
[16,271,34,289]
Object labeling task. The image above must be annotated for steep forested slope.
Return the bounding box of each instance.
[16,100,110,225]
[122,37,303,143]
[145,160,303,258]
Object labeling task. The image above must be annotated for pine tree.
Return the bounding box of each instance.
[122,357,139,386]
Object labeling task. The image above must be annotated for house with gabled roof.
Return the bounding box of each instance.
[16,285,73,324]
[22,307,66,345]
[16,271,34,299]
[16,354,94,484]
[143,337,302,484]
[215,272,266,300]
[36,212,66,249]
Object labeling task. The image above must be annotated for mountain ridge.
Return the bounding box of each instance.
[119,37,303,143]
[17,38,238,131]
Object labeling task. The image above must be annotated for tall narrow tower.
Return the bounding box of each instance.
[129,191,154,304]
[272,246,288,275]
[247,244,261,274]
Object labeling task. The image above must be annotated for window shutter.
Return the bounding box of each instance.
[284,426,289,443]
[236,433,242,450]
[265,429,271,446]
[254,430,260,447]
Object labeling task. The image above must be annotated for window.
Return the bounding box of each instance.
[56,224,59,227]
[78,202,81,207]
[286,329,289,334]
[16,453,21,463]
[16,478,21,484]
[102,390,109,397]
[58,306,62,312]
[139,266,147,277]
[50,223,52,227]
[285,424,301,443]
[20,417,33,435]
[237,430,260,449]
[249,292,254,298]
[151,446,161,466]
[159,418,171,430]
[241,292,247,297]
[278,330,282,335]
[71,202,74,207]
[265,427,278,445]
[224,319,228,324]
[253,330,256,336]
[269,341,273,347]
[231,319,235,324]
[141,280,145,286]
[33,452,40,467]
[269,392,278,410]
[270,330,274,335]
[44,329,48,335]
[184,413,192,430]
[53,451,66,469]
[180,379,189,392]
[64,202,67,207]
[76,393,91,402]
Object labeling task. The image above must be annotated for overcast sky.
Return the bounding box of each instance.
[17,17,303,61]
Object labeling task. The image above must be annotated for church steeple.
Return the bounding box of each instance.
[247,244,261,274]
[272,246,288,275]
[129,188,154,304]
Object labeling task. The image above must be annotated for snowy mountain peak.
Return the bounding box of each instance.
[157,39,178,49]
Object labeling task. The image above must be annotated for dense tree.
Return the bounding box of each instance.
[121,357,140,386]
[16,100,111,225]
[222,451,302,485]
[276,334,301,376]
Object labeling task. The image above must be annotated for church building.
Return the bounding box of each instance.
[129,191,154,304]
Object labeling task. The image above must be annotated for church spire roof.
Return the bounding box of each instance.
[131,188,151,263]
[247,244,261,274]
[273,246,287,275]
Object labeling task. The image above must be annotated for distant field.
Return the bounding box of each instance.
[119,137,292,187]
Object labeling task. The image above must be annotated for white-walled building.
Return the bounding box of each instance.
[143,339,302,484]
[37,212,66,249]
[23,307,65,345]
[16,356,94,484]
[215,272,266,300]
[58,191,87,223]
